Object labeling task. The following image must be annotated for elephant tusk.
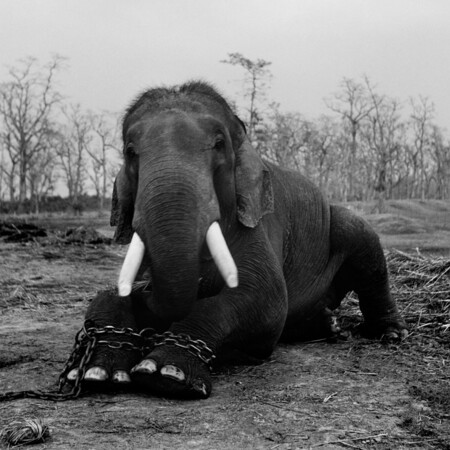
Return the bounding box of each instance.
[206,222,238,288]
[118,232,145,296]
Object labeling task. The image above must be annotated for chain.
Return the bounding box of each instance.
[151,331,216,367]
[76,326,216,367]
[0,327,96,402]
[0,325,215,402]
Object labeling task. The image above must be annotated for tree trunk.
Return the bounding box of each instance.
[348,125,357,201]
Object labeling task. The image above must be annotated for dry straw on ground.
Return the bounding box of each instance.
[0,418,50,446]
[386,249,450,339]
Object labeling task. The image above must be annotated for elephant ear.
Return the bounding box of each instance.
[110,165,134,244]
[234,134,274,228]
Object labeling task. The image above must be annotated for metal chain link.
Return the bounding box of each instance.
[0,327,97,402]
[151,331,216,367]
[0,324,215,402]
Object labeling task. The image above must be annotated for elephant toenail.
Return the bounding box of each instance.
[84,367,108,381]
[383,331,400,341]
[160,365,186,382]
[192,380,209,398]
[131,359,157,374]
[67,369,78,381]
[330,317,341,333]
[112,370,131,383]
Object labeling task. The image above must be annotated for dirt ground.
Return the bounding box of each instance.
[0,209,449,449]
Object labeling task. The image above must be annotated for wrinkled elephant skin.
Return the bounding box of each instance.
[72,81,407,399]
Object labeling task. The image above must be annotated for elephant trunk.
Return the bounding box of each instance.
[117,161,237,322]
[138,170,203,320]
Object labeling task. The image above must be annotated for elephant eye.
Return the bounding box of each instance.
[125,143,136,158]
[213,137,225,151]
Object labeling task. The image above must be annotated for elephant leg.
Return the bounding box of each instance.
[67,288,209,395]
[69,288,279,398]
[130,294,286,399]
[132,241,288,399]
[330,206,407,340]
[68,282,286,398]
[130,338,213,399]
[349,256,407,340]
[67,290,148,386]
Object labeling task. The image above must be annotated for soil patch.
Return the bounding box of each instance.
[0,210,449,449]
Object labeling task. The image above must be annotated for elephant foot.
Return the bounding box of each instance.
[358,316,408,342]
[65,329,143,389]
[131,345,212,399]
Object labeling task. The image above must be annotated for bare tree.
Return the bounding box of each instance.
[0,145,4,205]
[429,125,450,199]
[263,106,306,170]
[56,104,90,214]
[408,96,435,199]
[0,55,64,210]
[326,78,374,200]
[221,52,272,143]
[361,78,403,212]
[27,139,58,213]
[262,106,341,197]
[85,112,120,211]
[0,141,10,209]
[0,132,18,204]
[308,115,340,194]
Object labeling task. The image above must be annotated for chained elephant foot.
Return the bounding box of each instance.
[66,327,144,388]
[131,345,212,399]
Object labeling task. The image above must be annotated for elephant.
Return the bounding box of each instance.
[66,81,407,399]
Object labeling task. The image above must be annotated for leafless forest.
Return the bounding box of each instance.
[0,56,120,215]
[1,54,449,215]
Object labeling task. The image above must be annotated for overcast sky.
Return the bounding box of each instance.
[1,0,449,128]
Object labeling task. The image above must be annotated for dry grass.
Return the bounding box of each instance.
[387,249,450,440]
[334,249,450,447]
[387,249,450,339]
[0,418,50,446]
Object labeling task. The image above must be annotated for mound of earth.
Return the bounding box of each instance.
[365,214,428,235]
[0,221,112,245]
[62,226,112,245]
[0,221,47,242]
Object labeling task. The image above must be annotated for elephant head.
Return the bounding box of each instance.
[111,81,274,321]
